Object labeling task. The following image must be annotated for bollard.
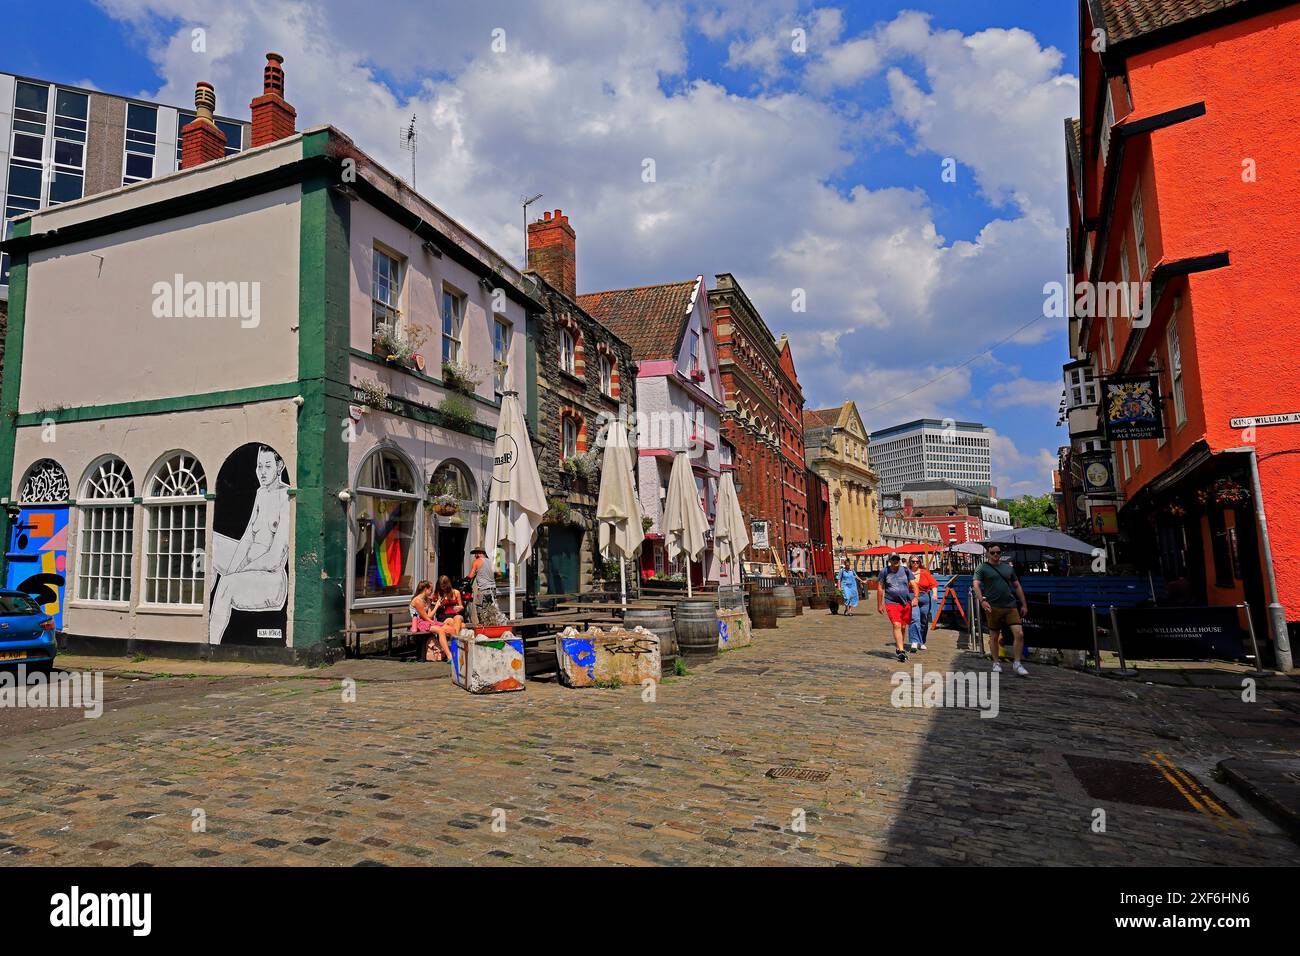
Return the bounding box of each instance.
[1090,604,1102,674]
[1108,605,1137,676]
[1242,602,1267,675]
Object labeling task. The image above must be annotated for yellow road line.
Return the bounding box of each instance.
[1146,752,1245,834]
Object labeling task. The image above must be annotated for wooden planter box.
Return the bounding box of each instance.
[448,631,525,693]
[555,626,661,688]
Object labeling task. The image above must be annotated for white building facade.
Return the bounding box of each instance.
[868,419,993,497]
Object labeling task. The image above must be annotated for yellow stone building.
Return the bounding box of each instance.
[803,402,880,561]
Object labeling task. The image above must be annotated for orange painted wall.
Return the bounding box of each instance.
[1097,7,1300,617]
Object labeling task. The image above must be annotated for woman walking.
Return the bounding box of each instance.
[836,559,860,616]
[907,557,938,652]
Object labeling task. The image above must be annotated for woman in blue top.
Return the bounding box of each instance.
[836,559,860,615]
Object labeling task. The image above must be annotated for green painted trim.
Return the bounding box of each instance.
[292,152,352,652]
[0,220,32,577]
[1,152,334,257]
[348,348,503,412]
[349,388,495,443]
[13,381,302,426]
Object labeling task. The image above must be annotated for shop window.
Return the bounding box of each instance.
[77,457,135,603]
[144,453,208,606]
[354,449,418,602]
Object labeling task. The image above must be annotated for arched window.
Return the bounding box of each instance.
[144,453,207,606]
[19,459,69,503]
[354,448,419,602]
[429,459,475,503]
[78,457,135,603]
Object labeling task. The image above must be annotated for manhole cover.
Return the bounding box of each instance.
[715,666,770,676]
[1063,754,1236,816]
[765,767,830,782]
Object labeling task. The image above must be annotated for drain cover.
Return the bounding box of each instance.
[765,767,830,782]
[1063,754,1236,816]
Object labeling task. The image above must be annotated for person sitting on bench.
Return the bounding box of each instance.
[410,580,451,662]
[432,575,466,636]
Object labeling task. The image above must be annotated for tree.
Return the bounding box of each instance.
[1006,493,1058,529]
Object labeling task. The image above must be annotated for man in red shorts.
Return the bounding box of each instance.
[876,553,918,663]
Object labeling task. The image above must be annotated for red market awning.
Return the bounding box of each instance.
[853,546,895,556]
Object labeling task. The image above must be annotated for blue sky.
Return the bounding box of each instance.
[6,0,1080,497]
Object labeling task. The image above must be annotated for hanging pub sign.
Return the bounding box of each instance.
[1090,503,1119,536]
[1101,374,1164,441]
[1079,452,1116,494]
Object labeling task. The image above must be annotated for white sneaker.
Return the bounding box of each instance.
[908,642,919,652]
[1013,662,1029,677]
[991,662,1002,674]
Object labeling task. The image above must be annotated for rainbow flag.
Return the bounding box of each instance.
[373,504,404,588]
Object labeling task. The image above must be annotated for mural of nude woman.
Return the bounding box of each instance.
[208,446,291,644]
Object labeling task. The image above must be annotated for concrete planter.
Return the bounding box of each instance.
[555,626,661,688]
[717,608,752,651]
[448,630,525,693]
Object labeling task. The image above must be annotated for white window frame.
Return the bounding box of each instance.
[1167,306,1186,427]
[1099,90,1115,161]
[493,317,511,398]
[142,453,208,608]
[559,328,576,376]
[372,246,402,338]
[442,287,465,366]
[599,354,614,397]
[1120,441,1130,482]
[76,457,136,605]
[1132,186,1148,279]
[122,102,157,186]
[562,416,578,460]
[1119,239,1132,325]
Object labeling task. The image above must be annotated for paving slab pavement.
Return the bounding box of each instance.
[0,609,1295,866]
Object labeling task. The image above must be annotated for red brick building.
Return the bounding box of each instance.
[708,273,808,572]
[1061,0,1300,669]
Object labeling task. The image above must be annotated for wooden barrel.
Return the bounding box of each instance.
[773,585,798,618]
[750,590,778,629]
[625,607,676,658]
[675,599,720,658]
[807,591,828,610]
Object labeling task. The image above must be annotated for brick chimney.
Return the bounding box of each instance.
[249,52,297,147]
[527,209,576,300]
[179,81,227,169]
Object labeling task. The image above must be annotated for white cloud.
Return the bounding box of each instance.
[988,377,1063,409]
[90,0,1073,501]
[989,430,1056,498]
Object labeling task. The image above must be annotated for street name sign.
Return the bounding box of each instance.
[1230,412,1300,429]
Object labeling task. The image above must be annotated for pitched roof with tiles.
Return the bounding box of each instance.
[577,279,700,361]
[1093,0,1251,45]
[802,407,841,431]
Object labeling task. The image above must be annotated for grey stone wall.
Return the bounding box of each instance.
[529,277,636,594]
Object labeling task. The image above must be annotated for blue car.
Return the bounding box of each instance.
[0,590,57,675]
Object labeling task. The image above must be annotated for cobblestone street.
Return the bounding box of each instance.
[1,610,1297,866]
